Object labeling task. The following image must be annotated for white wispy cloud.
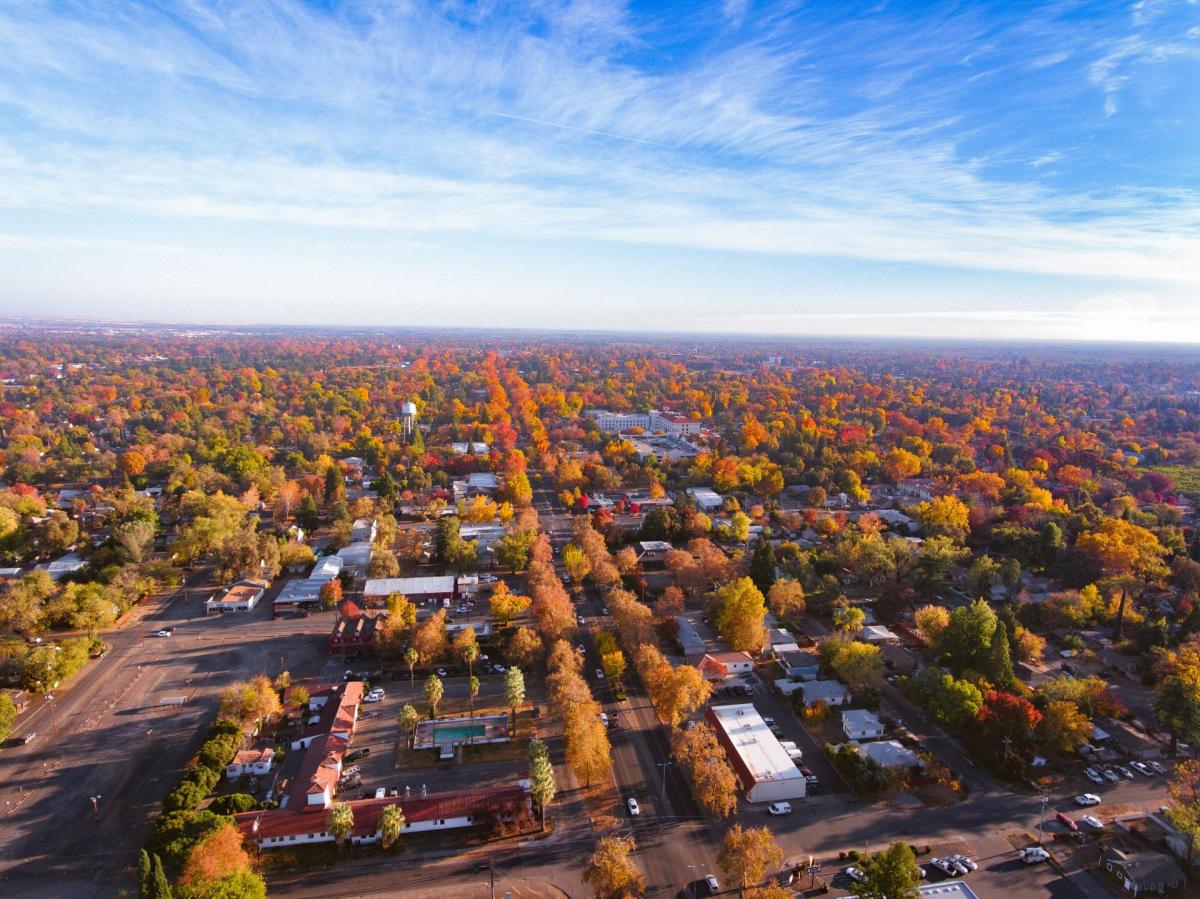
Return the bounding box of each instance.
[0,0,1195,321]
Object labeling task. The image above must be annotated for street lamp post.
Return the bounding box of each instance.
[90,794,101,822]
[1037,793,1050,844]
[657,761,672,801]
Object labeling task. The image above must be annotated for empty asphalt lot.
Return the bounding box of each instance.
[0,573,332,898]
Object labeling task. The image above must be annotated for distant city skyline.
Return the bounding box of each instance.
[0,1,1197,342]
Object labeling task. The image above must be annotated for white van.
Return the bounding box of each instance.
[375,787,387,799]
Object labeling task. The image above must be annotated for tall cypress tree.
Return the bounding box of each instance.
[749,530,776,593]
[149,854,173,899]
[989,620,1016,691]
[136,848,152,898]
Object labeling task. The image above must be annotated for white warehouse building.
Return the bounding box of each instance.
[705,703,806,803]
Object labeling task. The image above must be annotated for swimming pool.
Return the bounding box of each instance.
[434,723,486,742]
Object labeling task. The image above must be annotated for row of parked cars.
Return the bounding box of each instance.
[1083,760,1166,784]
[844,853,978,884]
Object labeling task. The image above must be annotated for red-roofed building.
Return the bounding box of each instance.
[235,785,530,849]
[291,681,362,750]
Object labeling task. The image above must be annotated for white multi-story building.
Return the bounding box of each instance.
[587,409,702,436]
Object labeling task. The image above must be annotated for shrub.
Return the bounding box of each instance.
[208,793,257,815]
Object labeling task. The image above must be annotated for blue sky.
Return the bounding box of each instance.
[0,0,1197,341]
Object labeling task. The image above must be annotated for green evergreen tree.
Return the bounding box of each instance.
[748,531,776,593]
[149,854,173,899]
[323,465,342,504]
[989,620,1016,692]
[137,848,152,898]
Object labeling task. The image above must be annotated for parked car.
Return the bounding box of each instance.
[1056,812,1079,832]
[949,854,977,872]
[599,712,610,727]
[930,857,958,876]
[627,797,640,817]
[1150,760,1168,775]
[493,664,507,674]
[1115,764,1136,780]
[704,874,720,895]
[943,857,970,876]
[1079,815,1104,830]
[595,668,605,680]
[844,866,867,884]
[18,733,36,745]
[345,748,371,763]
[762,717,776,726]
[1103,767,1121,783]
[363,692,384,704]
[150,629,172,637]
[1130,761,1153,776]
[1019,847,1050,864]
[1084,767,1105,784]
[767,801,792,816]
[436,668,448,677]
[1075,793,1102,807]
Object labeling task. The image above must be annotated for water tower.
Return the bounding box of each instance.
[400,401,418,439]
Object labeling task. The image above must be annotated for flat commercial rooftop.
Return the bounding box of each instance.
[708,703,803,787]
[364,575,456,597]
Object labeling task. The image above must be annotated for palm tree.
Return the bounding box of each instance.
[379,803,405,849]
[404,647,418,693]
[462,641,478,680]
[326,802,354,849]
[425,673,444,719]
[397,703,419,748]
[468,675,480,744]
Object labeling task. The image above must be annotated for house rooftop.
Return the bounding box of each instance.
[707,703,803,786]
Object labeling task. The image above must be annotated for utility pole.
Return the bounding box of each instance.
[658,761,672,802]
[90,794,101,822]
[489,858,495,899]
[1037,793,1049,844]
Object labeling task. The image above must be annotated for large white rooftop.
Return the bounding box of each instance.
[708,703,803,786]
[364,575,456,597]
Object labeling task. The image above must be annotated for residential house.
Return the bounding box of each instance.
[338,541,373,577]
[226,748,275,779]
[860,625,901,645]
[635,541,672,565]
[675,616,706,659]
[842,709,885,742]
[800,680,851,709]
[700,652,755,682]
[350,518,378,544]
[1100,718,1163,760]
[778,650,821,681]
[1101,848,1185,896]
[43,552,87,580]
[1100,648,1140,678]
[309,555,344,582]
[860,739,922,769]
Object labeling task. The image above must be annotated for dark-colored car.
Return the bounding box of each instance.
[345,748,371,763]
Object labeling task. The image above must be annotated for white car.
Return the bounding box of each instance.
[1075,793,1102,807]
[1115,764,1136,780]
[1150,760,1168,775]
[1019,847,1050,864]
[436,668,448,677]
[627,797,640,817]
[151,629,173,637]
[845,866,867,884]
[599,712,610,727]
[949,854,977,872]
[493,664,507,674]
[1084,766,1105,784]
[1103,767,1121,783]
[595,668,605,680]
[1079,814,1104,829]
[363,692,383,703]
[930,857,959,876]
[767,801,792,816]
[704,874,720,895]
[1130,761,1153,776]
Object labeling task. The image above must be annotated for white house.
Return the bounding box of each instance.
[860,625,900,644]
[860,739,922,769]
[705,704,806,803]
[226,747,275,778]
[842,709,885,741]
[700,652,755,682]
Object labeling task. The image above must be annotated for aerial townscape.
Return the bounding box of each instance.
[0,327,1199,899]
[1,0,1197,898]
